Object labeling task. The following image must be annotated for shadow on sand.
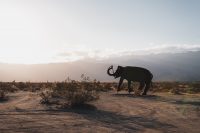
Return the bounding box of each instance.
[68,105,176,132]
[0,104,176,132]
[0,98,9,103]
[113,93,200,106]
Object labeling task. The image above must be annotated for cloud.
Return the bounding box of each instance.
[143,44,200,54]
[56,44,200,62]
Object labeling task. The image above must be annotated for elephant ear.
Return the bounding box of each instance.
[118,66,124,74]
[114,66,124,78]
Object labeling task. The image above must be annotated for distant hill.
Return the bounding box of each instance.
[0,51,200,82]
[105,51,200,81]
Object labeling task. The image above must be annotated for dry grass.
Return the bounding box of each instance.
[152,81,200,94]
[0,80,199,103]
[0,90,8,101]
[40,75,101,107]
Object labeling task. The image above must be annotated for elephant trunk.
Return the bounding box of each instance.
[107,66,115,76]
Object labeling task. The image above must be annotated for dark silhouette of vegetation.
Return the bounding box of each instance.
[0,90,8,101]
[0,79,199,105]
[152,82,200,94]
[0,81,199,94]
[40,75,101,107]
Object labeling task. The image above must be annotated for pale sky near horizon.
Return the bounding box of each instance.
[0,0,200,64]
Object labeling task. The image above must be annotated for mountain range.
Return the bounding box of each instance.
[0,51,200,82]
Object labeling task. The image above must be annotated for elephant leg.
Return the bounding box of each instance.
[128,80,132,94]
[117,78,124,92]
[139,82,145,90]
[142,81,150,95]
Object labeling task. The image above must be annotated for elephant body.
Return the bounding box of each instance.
[107,66,153,95]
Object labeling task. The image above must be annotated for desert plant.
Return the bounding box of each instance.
[40,90,52,104]
[0,90,8,101]
[186,87,200,94]
[14,82,31,91]
[170,88,181,95]
[40,76,100,107]
[101,83,114,91]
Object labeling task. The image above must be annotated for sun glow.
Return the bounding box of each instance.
[0,44,53,64]
[0,1,200,64]
[0,2,57,64]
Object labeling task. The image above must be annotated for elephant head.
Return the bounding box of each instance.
[107,65,124,79]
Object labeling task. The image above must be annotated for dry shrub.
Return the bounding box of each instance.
[40,76,99,107]
[187,82,200,93]
[170,88,181,95]
[40,90,52,104]
[0,90,8,101]
[152,82,200,94]
[102,83,114,91]
[14,82,31,91]
[186,87,200,94]
[159,82,176,92]
[0,82,13,92]
[152,82,179,92]
[9,85,19,92]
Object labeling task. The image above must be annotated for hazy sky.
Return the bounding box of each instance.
[0,0,200,64]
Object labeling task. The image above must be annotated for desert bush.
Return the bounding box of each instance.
[189,82,200,88]
[170,88,181,95]
[92,82,117,92]
[151,82,200,94]
[0,90,8,101]
[152,82,179,92]
[160,82,176,92]
[10,85,19,92]
[30,84,42,92]
[0,82,12,92]
[110,82,129,91]
[186,87,200,94]
[101,83,114,91]
[40,76,99,107]
[40,90,52,104]
[14,82,31,90]
[187,82,200,93]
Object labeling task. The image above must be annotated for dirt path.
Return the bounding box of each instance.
[0,91,199,133]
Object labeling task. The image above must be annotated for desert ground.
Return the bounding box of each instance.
[0,89,199,133]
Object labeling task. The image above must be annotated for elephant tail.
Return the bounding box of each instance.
[150,73,153,88]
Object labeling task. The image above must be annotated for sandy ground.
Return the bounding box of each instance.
[0,91,199,133]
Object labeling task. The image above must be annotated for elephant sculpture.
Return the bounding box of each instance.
[107,65,153,95]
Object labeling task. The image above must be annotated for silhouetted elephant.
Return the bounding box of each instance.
[107,65,153,95]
